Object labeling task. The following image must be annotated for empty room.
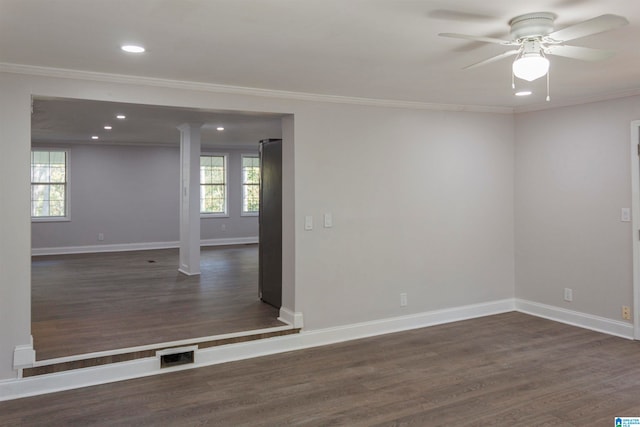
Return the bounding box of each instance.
[29,98,290,361]
[1,1,640,425]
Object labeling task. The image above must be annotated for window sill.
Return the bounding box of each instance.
[31,216,70,223]
[200,214,229,219]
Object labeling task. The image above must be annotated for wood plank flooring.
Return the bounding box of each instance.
[31,245,284,360]
[3,312,640,426]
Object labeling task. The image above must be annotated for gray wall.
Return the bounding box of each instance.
[515,95,640,322]
[293,104,515,329]
[2,71,516,380]
[31,143,258,250]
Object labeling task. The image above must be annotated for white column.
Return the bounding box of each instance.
[177,123,202,276]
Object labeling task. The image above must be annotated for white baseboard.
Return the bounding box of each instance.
[3,298,634,401]
[515,298,634,340]
[294,298,516,348]
[278,307,304,328]
[200,237,258,247]
[13,337,35,370]
[0,298,513,401]
[31,237,259,256]
[177,268,201,276]
[33,325,295,367]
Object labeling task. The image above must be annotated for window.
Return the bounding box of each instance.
[31,150,68,219]
[242,155,260,215]
[200,154,227,215]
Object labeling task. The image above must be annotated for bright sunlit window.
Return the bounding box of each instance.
[242,155,260,215]
[200,154,227,216]
[31,150,68,220]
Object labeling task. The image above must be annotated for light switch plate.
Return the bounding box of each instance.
[304,215,313,231]
[621,208,631,222]
[324,213,332,228]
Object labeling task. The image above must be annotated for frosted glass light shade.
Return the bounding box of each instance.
[512,54,549,82]
[121,45,145,53]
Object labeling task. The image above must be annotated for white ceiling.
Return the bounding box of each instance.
[3,0,640,143]
[31,97,284,148]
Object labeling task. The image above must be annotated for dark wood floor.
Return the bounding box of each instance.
[31,245,284,360]
[3,312,640,426]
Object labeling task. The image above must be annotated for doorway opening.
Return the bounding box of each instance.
[30,97,293,360]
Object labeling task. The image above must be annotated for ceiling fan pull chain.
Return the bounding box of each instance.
[546,69,551,101]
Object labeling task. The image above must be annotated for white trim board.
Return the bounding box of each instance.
[278,307,304,329]
[13,336,35,370]
[33,325,294,367]
[0,62,512,114]
[631,120,640,340]
[5,62,640,115]
[31,237,259,256]
[0,299,513,401]
[515,299,634,340]
[3,298,636,402]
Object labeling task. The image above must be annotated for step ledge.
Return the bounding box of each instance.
[33,324,294,367]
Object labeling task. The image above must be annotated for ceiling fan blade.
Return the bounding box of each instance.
[546,14,628,42]
[438,32,513,45]
[552,0,593,7]
[546,44,615,61]
[464,49,519,69]
[429,9,495,22]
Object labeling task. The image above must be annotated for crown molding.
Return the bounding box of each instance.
[0,62,513,114]
[2,62,637,115]
[514,87,640,114]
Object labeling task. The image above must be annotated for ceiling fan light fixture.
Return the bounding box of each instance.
[121,44,145,53]
[512,52,549,82]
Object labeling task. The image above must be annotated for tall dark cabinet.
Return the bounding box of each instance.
[258,138,282,309]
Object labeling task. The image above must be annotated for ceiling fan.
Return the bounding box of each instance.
[438,12,629,99]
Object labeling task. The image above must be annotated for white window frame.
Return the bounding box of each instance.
[241,153,260,217]
[31,148,70,222]
[200,153,228,218]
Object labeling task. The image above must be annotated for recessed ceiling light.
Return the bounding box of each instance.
[91,136,99,140]
[515,90,532,97]
[116,114,126,119]
[104,125,112,130]
[216,127,224,131]
[121,44,145,53]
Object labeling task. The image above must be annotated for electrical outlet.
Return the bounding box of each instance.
[98,233,104,241]
[563,288,573,302]
[622,306,631,320]
[400,293,408,307]
[221,224,226,231]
